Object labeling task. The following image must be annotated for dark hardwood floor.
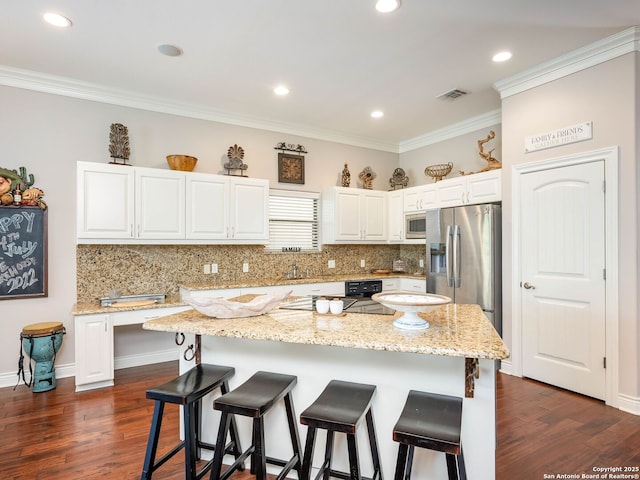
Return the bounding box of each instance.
[0,361,638,479]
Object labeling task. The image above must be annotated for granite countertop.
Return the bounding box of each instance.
[72,273,425,315]
[142,301,509,360]
[180,272,424,291]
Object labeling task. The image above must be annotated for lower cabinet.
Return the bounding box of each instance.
[74,305,190,391]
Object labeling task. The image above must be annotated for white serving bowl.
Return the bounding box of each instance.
[371,291,451,330]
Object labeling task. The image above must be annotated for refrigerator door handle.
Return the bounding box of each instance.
[453,224,462,287]
[446,225,453,287]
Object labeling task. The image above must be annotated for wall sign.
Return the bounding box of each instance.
[0,206,48,300]
[524,121,593,153]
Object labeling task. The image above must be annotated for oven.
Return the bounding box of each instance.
[280,280,395,315]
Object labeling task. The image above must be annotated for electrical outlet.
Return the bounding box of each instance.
[211,263,218,274]
[203,264,211,275]
[360,259,366,268]
[419,259,424,268]
[328,259,336,269]
[242,262,249,273]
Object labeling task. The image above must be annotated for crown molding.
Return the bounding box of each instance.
[398,109,502,154]
[0,65,400,153]
[494,26,640,99]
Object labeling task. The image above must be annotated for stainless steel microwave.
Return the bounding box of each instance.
[405,213,426,239]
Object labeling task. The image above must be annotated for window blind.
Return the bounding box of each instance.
[267,191,319,251]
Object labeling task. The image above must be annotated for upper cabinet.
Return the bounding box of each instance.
[435,169,501,207]
[403,184,436,213]
[185,174,268,242]
[322,187,387,243]
[77,162,268,244]
[387,190,404,243]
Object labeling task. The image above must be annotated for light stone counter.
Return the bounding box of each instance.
[142,302,508,360]
[144,301,507,480]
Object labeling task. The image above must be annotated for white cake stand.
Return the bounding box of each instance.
[371,291,452,330]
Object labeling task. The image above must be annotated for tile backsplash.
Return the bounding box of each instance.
[76,244,425,301]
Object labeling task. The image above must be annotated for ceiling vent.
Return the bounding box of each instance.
[437,88,469,100]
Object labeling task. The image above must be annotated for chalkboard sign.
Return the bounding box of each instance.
[0,206,48,300]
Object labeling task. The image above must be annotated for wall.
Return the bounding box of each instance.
[0,84,399,385]
[500,53,639,401]
[399,125,503,186]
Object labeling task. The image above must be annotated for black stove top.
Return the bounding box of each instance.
[280,296,395,315]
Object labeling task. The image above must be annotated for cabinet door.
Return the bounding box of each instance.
[419,184,437,210]
[74,314,114,388]
[403,186,421,212]
[77,162,134,239]
[334,189,362,240]
[361,191,386,241]
[436,177,467,208]
[230,178,269,241]
[136,168,185,239]
[387,191,404,243]
[467,170,501,204]
[186,173,228,239]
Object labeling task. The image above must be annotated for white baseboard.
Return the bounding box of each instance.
[617,393,640,416]
[499,359,514,376]
[0,349,178,390]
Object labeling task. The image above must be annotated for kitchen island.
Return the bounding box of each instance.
[143,299,508,480]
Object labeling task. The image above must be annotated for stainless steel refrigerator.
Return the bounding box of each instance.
[425,203,502,334]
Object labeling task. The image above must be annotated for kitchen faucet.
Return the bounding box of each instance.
[291,262,298,279]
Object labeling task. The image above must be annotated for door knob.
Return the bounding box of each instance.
[523,282,536,290]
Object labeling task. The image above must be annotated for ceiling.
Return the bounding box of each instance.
[1,1,639,152]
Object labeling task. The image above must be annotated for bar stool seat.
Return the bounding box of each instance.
[209,371,303,480]
[141,364,243,480]
[299,380,382,480]
[392,390,466,480]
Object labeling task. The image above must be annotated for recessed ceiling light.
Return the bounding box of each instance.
[274,85,290,96]
[371,110,384,118]
[157,44,183,57]
[43,12,72,28]
[375,0,400,13]
[492,51,512,63]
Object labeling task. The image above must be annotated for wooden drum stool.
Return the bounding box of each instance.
[209,371,303,480]
[141,364,243,480]
[299,380,382,480]
[392,390,466,480]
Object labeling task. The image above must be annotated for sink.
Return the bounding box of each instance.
[371,291,451,330]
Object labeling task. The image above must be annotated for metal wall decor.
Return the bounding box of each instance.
[358,166,376,189]
[275,142,307,184]
[278,153,304,184]
[108,123,130,165]
[274,142,308,154]
[389,168,409,190]
[224,144,248,176]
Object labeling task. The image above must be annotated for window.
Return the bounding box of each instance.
[267,190,320,251]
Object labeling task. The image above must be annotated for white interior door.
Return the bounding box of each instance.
[520,160,606,400]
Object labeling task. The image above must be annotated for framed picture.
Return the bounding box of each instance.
[278,153,305,184]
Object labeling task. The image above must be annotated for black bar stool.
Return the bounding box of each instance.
[299,380,382,480]
[209,370,303,480]
[141,364,243,480]
[392,390,466,480]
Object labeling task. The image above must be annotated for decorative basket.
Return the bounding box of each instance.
[424,162,453,182]
[166,155,198,172]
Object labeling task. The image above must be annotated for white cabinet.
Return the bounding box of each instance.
[77,162,269,244]
[398,278,427,293]
[74,314,113,390]
[322,187,387,243]
[184,174,268,242]
[436,170,501,207]
[136,167,186,239]
[77,162,135,239]
[403,184,436,212]
[74,305,190,391]
[387,190,404,243]
[381,278,399,291]
[229,177,269,241]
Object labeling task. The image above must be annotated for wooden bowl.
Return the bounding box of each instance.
[166,155,197,172]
